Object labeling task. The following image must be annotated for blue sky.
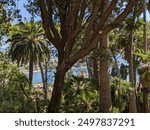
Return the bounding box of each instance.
[18,0,36,20]
[18,1,150,21]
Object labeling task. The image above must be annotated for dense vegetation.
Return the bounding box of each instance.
[0,0,150,113]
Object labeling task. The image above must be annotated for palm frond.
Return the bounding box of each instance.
[8,21,50,66]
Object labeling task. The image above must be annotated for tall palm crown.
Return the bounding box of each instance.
[9,21,49,65]
[8,21,50,88]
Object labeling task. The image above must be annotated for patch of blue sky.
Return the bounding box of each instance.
[15,0,40,22]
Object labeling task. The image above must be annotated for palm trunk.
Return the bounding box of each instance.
[47,67,66,112]
[29,58,33,90]
[35,92,40,112]
[129,49,137,113]
[128,12,137,112]
[99,0,112,113]
[99,36,112,113]
[44,60,48,105]
[39,61,47,104]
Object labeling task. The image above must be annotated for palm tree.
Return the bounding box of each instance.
[8,21,50,89]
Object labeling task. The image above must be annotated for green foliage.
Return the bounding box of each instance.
[8,21,50,65]
[60,75,132,113]
[0,0,19,45]
[135,48,150,63]
[8,21,50,88]
[0,53,35,112]
[135,49,150,86]
[32,83,53,112]
[120,63,128,80]
[60,76,99,112]
[110,77,132,112]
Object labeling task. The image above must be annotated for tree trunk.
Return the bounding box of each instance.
[44,60,48,105]
[39,61,47,105]
[143,89,149,113]
[29,59,33,90]
[93,53,100,81]
[47,67,66,112]
[98,0,112,113]
[99,36,112,113]
[129,52,137,113]
[128,22,137,113]
[35,92,40,112]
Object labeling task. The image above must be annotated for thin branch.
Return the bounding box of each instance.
[81,0,103,48]
[38,0,58,48]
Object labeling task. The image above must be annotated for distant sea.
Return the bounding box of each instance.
[25,67,88,84]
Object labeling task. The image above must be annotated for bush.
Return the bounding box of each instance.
[60,75,132,113]
[110,77,132,112]
[0,55,35,112]
[60,76,99,112]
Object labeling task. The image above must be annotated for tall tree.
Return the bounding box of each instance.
[128,10,137,113]
[38,0,137,112]
[99,0,112,112]
[8,21,50,89]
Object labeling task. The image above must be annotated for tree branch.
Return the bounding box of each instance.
[68,0,137,67]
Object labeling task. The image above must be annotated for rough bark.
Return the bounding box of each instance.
[99,36,112,113]
[98,0,112,113]
[93,57,99,81]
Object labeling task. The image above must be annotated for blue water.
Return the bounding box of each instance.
[25,67,88,84]
[25,70,55,84]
